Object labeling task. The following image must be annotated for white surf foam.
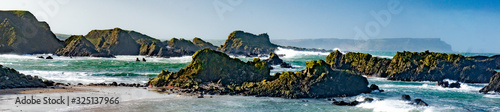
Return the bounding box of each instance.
[274,47,330,58]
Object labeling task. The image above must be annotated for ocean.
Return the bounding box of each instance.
[1,48,499,112]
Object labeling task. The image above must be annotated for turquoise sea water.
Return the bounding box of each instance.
[0,48,499,112]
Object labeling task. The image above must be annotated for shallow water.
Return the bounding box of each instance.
[0,48,499,112]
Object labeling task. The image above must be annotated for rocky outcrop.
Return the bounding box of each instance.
[480,72,500,93]
[148,49,371,98]
[264,52,293,68]
[326,50,497,83]
[148,48,270,88]
[0,64,47,89]
[219,31,279,56]
[386,51,497,83]
[239,60,371,98]
[166,37,217,53]
[84,28,141,55]
[0,11,64,54]
[326,50,391,77]
[55,35,114,57]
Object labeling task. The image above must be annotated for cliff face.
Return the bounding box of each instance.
[0,64,47,88]
[85,28,141,55]
[220,31,279,56]
[148,49,270,88]
[480,72,500,93]
[55,35,113,57]
[0,11,63,54]
[272,38,453,52]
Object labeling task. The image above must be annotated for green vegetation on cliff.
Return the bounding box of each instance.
[55,35,113,57]
[0,11,63,54]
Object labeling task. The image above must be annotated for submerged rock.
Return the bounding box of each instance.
[45,56,53,59]
[0,11,64,54]
[480,72,500,93]
[400,94,428,106]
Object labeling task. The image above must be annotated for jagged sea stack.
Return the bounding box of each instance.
[219,30,279,56]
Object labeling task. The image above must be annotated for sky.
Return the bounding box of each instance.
[0,0,499,53]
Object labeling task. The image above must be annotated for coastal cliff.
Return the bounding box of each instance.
[219,31,279,56]
[55,35,113,57]
[0,11,63,54]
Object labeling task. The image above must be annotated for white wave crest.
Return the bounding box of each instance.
[274,47,330,58]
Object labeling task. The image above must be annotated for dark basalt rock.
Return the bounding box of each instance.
[401,94,428,106]
[332,98,375,106]
[264,52,294,68]
[1,64,49,88]
[264,53,283,65]
[401,94,411,101]
[37,56,44,59]
[45,56,53,59]
[411,99,429,106]
[369,84,384,92]
[0,11,64,54]
[449,82,461,88]
[480,72,500,93]
[437,81,449,87]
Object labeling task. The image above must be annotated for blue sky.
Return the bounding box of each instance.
[1,0,499,53]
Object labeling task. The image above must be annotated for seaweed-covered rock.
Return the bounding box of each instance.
[0,64,47,89]
[240,60,371,98]
[220,30,279,56]
[326,50,391,77]
[480,72,500,93]
[386,51,497,83]
[55,35,114,57]
[0,11,64,54]
[148,48,270,88]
